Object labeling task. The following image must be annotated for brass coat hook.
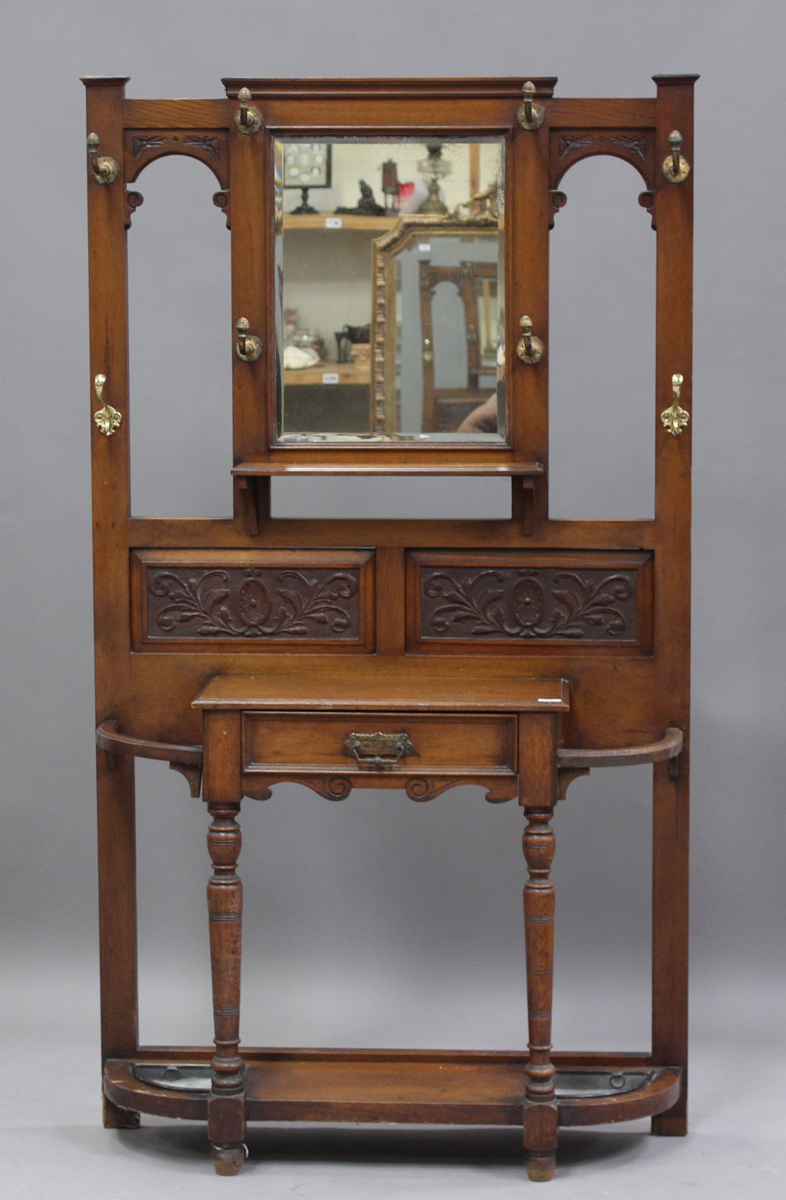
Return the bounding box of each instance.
[235,87,263,134]
[516,315,545,364]
[660,373,690,436]
[235,318,263,362]
[93,373,122,436]
[662,130,690,183]
[87,133,120,185]
[517,81,545,131]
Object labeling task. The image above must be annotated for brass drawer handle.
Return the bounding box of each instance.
[345,731,415,767]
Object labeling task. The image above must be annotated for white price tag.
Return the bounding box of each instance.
[325,217,343,229]
[322,372,339,384]
[418,242,431,252]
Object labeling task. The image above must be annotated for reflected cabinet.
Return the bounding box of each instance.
[85,74,695,1181]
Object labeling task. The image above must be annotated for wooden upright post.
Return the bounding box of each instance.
[84,75,139,1129]
[650,74,697,1137]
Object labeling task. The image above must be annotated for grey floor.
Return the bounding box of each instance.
[2,959,784,1200]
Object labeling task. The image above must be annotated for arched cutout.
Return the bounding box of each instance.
[548,155,655,521]
[128,154,232,518]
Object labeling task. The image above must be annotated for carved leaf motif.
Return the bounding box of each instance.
[147,567,360,639]
[183,135,221,158]
[425,570,506,636]
[422,568,637,641]
[558,134,595,158]
[609,134,647,160]
[133,135,168,158]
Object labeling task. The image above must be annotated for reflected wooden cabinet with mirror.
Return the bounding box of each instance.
[85,74,695,1181]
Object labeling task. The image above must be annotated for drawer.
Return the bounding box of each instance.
[242,712,517,775]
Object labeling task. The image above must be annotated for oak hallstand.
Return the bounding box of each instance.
[85,74,695,1181]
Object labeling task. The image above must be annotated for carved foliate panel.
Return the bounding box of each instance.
[132,550,374,652]
[407,552,652,654]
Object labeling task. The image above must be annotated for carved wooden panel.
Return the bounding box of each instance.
[132,550,374,652]
[407,551,652,654]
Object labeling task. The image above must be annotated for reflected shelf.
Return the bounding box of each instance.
[283,359,371,387]
[282,214,398,231]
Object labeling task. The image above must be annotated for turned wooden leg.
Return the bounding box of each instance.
[207,800,246,1175]
[522,803,558,1181]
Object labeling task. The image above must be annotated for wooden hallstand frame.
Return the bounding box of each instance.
[85,74,695,1181]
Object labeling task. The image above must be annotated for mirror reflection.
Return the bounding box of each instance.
[274,138,506,443]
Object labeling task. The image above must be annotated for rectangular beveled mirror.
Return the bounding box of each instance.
[274,137,506,444]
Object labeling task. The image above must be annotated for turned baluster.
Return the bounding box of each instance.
[522,804,558,1179]
[519,714,559,1182]
[206,798,246,1175]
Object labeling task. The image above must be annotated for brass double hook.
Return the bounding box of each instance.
[660,373,690,436]
[93,374,122,437]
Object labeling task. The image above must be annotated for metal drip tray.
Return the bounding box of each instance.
[134,1064,212,1092]
[554,1070,655,1098]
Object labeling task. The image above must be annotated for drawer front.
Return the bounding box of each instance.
[243,712,517,775]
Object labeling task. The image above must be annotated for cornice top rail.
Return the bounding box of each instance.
[222,77,558,99]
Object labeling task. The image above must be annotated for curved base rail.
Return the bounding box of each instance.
[96,720,203,796]
[105,1054,681,1129]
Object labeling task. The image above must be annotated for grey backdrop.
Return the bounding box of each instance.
[2,2,785,1196]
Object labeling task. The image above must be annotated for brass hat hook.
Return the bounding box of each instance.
[662,130,691,183]
[235,87,263,134]
[87,133,120,185]
[517,81,545,131]
[235,318,263,363]
[516,315,545,364]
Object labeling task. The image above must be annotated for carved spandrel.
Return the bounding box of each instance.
[123,128,230,189]
[549,128,655,193]
[146,566,361,641]
[420,566,639,643]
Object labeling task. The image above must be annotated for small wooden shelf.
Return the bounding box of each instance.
[233,462,544,477]
[283,213,397,231]
[105,1053,681,1129]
